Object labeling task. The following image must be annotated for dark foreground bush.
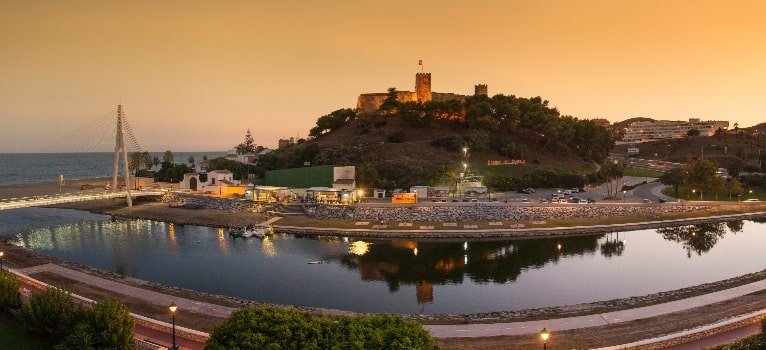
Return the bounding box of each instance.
[0,271,21,311]
[206,306,438,350]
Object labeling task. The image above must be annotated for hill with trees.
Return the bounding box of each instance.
[257,92,614,192]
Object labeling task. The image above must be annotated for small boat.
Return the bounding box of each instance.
[308,260,329,264]
[229,224,267,239]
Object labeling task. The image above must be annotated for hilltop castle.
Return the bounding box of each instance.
[356,72,488,115]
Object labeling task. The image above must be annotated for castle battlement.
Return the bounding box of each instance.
[356,72,485,116]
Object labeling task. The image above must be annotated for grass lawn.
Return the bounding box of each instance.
[0,313,55,349]
[624,167,664,178]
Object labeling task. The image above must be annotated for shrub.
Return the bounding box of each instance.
[85,299,135,349]
[206,306,326,350]
[19,287,84,340]
[329,314,438,350]
[0,271,21,311]
[206,306,438,350]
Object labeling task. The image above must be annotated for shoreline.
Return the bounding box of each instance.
[2,187,764,322]
[4,180,766,348]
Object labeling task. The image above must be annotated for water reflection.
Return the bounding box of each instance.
[3,208,766,314]
[600,232,625,258]
[339,235,602,292]
[657,222,729,258]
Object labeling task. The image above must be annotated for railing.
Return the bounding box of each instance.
[0,190,165,210]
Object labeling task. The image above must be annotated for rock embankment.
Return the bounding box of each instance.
[161,193,267,212]
[305,203,710,222]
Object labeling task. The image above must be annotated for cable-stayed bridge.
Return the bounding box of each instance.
[22,105,147,208]
[0,189,163,211]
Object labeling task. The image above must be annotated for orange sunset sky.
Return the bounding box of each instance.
[2,0,765,152]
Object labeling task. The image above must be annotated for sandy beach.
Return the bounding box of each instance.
[0,177,112,199]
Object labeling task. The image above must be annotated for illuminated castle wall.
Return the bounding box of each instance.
[356,72,486,115]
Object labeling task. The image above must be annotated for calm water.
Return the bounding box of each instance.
[0,152,223,185]
[1,207,764,314]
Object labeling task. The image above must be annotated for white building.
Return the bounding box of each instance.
[622,118,729,143]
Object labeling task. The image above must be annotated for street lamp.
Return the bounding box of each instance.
[169,302,178,350]
[539,328,550,350]
[0,251,4,271]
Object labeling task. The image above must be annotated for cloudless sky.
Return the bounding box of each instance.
[2,0,765,152]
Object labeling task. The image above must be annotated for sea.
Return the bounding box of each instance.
[0,152,224,186]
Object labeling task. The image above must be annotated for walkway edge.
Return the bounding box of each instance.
[594,309,766,349]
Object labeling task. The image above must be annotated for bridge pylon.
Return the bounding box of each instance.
[112,104,133,207]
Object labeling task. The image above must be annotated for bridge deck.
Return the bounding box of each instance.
[0,190,164,210]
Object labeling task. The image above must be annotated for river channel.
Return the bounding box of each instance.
[1,207,765,315]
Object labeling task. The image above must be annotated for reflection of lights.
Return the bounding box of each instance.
[349,241,370,256]
[557,244,562,251]
[463,242,468,250]
[217,228,229,255]
[260,237,276,257]
[168,223,175,241]
[413,248,418,256]
[464,254,468,265]
[434,258,456,272]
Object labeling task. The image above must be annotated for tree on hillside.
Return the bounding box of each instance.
[236,129,257,154]
[379,87,400,114]
[598,159,624,199]
[660,167,685,196]
[687,128,701,137]
[727,158,744,178]
[309,108,356,137]
[683,158,718,199]
[726,177,743,200]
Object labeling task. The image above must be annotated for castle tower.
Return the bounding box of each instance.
[475,84,488,96]
[415,73,432,102]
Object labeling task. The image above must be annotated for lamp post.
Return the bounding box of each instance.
[539,328,550,350]
[0,251,4,271]
[169,302,178,350]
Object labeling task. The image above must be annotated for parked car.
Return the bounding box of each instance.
[587,198,596,203]
[658,198,667,203]
[521,197,530,203]
[643,198,652,203]
[745,198,760,202]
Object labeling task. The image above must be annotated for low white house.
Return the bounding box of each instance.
[180,169,240,194]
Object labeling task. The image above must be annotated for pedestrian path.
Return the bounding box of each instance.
[425,279,766,338]
[14,261,766,347]
[18,263,235,318]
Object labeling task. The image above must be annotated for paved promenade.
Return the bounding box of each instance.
[11,250,766,349]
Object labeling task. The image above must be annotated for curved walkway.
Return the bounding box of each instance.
[426,280,766,341]
[9,240,766,349]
